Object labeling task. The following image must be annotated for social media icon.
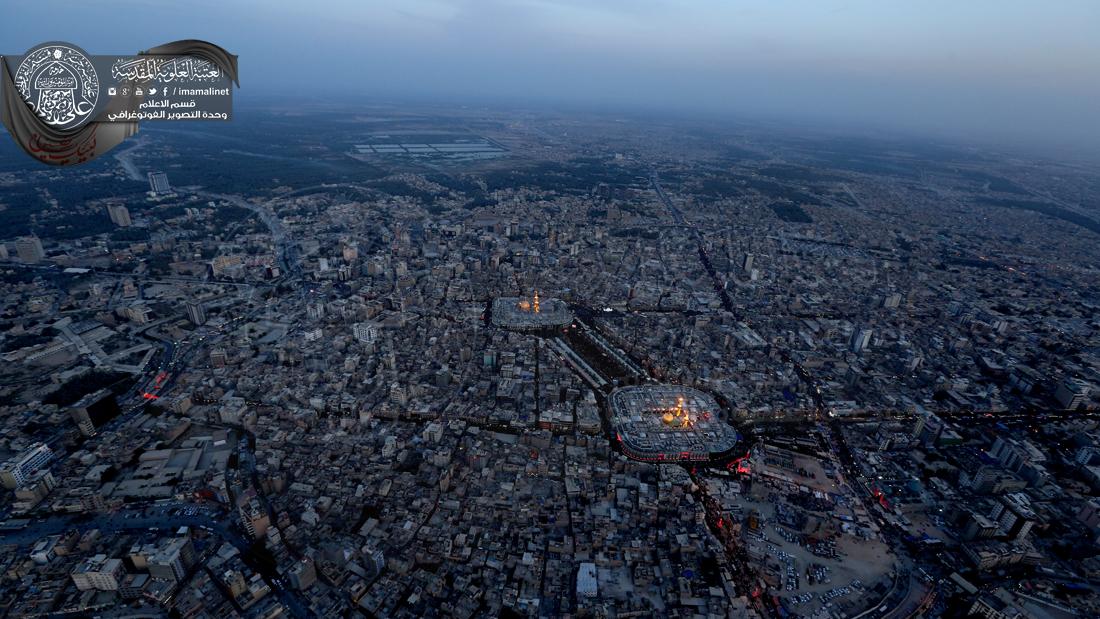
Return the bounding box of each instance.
[148,87,157,95]
[108,87,117,96]
[135,88,144,96]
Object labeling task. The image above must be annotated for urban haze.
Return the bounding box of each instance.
[2,2,1100,619]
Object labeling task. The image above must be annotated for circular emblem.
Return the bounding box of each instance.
[14,43,100,131]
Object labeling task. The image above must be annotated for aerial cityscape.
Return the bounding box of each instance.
[1,100,1098,618]
[2,2,1100,618]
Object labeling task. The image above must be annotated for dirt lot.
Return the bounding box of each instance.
[736,448,899,616]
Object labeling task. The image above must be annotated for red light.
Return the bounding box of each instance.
[729,451,752,473]
[142,392,159,400]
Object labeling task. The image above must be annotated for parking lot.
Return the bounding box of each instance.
[739,446,898,615]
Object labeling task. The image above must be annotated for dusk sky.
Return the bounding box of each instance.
[3,0,1098,157]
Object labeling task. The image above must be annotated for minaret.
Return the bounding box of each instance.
[533,290,541,314]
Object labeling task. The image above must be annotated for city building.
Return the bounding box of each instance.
[1055,377,1091,410]
[147,536,197,582]
[71,554,124,591]
[186,301,208,326]
[69,389,121,437]
[107,204,132,227]
[0,443,54,489]
[353,322,379,344]
[148,171,172,194]
[238,494,270,539]
[12,470,56,513]
[14,236,45,263]
[577,562,598,598]
[850,327,872,353]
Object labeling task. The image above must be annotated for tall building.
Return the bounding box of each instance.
[741,253,754,272]
[15,236,45,263]
[69,389,120,437]
[1078,499,1100,533]
[991,436,1046,472]
[107,204,132,227]
[1076,446,1100,466]
[970,465,1027,495]
[961,512,999,541]
[1055,377,1091,410]
[238,493,270,539]
[288,558,317,590]
[71,554,124,591]
[148,171,171,194]
[223,569,248,597]
[12,470,56,514]
[147,537,196,582]
[353,322,379,344]
[186,301,207,326]
[850,327,872,353]
[0,443,54,489]
[990,495,1037,541]
[119,574,151,600]
[912,410,944,446]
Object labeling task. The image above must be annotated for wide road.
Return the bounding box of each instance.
[650,171,741,319]
[186,189,301,277]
